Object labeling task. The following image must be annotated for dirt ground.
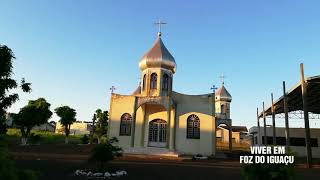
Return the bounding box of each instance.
[15,159,242,180]
[9,144,320,180]
[14,158,320,180]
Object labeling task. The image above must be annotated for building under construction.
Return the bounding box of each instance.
[254,63,320,168]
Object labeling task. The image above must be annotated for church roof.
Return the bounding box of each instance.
[132,85,141,95]
[215,85,232,101]
[139,36,176,73]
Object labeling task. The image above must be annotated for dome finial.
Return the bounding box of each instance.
[155,19,166,37]
[219,73,227,85]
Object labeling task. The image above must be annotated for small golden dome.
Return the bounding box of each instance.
[139,37,176,73]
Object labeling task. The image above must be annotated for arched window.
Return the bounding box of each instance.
[187,114,200,139]
[119,113,132,136]
[142,74,146,91]
[150,73,157,89]
[162,74,169,91]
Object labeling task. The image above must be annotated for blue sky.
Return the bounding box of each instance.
[1,0,320,128]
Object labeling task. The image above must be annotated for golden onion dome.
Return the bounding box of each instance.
[139,36,176,73]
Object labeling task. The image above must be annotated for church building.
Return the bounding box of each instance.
[108,30,232,156]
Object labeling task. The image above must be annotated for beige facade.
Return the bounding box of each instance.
[217,127,237,143]
[108,33,232,156]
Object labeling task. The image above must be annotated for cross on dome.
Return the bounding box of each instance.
[155,19,167,37]
[219,74,227,85]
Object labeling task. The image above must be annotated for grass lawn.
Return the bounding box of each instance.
[6,128,82,145]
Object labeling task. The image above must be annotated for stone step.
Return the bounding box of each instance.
[124,147,179,157]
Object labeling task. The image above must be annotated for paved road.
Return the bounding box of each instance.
[11,151,320,180]
[15,159,242,180]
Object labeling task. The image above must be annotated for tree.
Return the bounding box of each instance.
[0,45,32,134]
[14,98,52,145]
[55,106,76,144]
[94,109,109,144]
[91,113,96,138]
[89,137,122,171]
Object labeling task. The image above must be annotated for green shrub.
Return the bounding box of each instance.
[242,149,296,180]
[0,135,38,180]
[0,139,17,180]
[7,128,21,137]
[89,134,99,144]
[242,162,295,180]
[100,135,108,144]
[80,134,89,144]
[89,137,122,171]
[17,169,38,180]
[29,133,41,144]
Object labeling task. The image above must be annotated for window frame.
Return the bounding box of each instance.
[142,74,146,91]
[162,74,169,91]
[186,114,200,139]
[119,113,132,136]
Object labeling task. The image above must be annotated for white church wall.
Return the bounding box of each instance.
[172,92,216,156]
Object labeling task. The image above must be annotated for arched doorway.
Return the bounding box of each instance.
[216,119,232,152]
[148,119,167,148]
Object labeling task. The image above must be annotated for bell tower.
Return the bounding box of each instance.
[215,81,232,119]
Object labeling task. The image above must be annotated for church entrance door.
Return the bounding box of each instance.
[148,119,167,148]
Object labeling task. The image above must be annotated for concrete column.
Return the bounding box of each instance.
[169,74,173,96]
[166,104,172,149]
[130,111,137,147]
[271,93,276,145]
[263,102,267,145]
[130,98,138,147]
[157,70,162,96]
[300,63,312,168]
[283,81,290,148]
[169,107,175,150]
[140,105,146,147]
[172,106,177,150]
